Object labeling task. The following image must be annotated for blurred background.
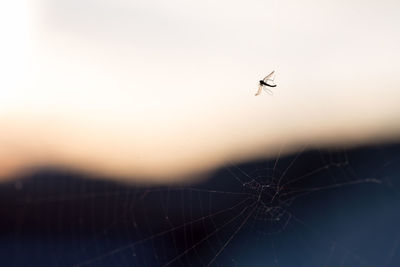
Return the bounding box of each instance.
[1,0,400,266]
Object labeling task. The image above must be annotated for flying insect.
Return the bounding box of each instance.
[255,71,277,96]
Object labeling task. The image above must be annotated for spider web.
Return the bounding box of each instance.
[6,143,400,266]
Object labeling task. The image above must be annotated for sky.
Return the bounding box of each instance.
[0,0,400,183]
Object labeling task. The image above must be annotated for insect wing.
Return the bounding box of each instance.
[263,87,274,95]
[263,71,275,82]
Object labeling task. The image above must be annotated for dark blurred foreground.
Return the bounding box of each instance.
[1,143,400,267]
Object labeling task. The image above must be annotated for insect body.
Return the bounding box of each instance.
[255,71,277,96]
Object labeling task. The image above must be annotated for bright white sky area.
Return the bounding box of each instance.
[0,0,400,183]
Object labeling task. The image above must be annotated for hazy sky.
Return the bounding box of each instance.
[1,0,400,182]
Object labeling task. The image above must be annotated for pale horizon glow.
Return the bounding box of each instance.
[1,0,400,183]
